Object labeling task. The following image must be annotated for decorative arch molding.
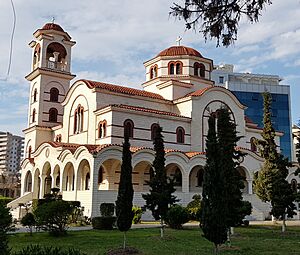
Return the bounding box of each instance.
[238,148,264,162]
[165,153,189,176]
[57,149,73,163]
[62,81,90,106]
[21,158,35,169]
[188,157,206,175]
[94,148,123,171]
[237,165,251,180]
[197,86,246,110]
[73,146,93,160]
[166,151,190,164]
[45,81,66,96]
[31,143,52,158]
[132,149,155,168]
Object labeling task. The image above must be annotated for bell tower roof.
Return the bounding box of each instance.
[41,23,65,32]
[156,46,202,58]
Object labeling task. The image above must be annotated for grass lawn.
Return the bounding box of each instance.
[9,225,300,255]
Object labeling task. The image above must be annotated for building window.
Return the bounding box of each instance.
[199,63,205,78]
[150,65,158,79]
[49,108,58,122]
[169,63,175,75]
[98,166,104,184]
[98,120,107,138]
[291,179,298,192]
[33,89,37,102]
[151,123,160,140]
[250,137,257,152]
[124,119,134,138]
[219,76,224,84]
[50,87,59,102]
[85,173,90,190]
[176,127,185,143]
[74,105,84,134]
[32,109,36,123]
[55,134,62,142]
[28,146,32,158]
[176,63,181,74]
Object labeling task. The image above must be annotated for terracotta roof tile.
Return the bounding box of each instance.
[41,23,64,32]
[157,46,202,58]
[185,151,206,158]
[109,104,190,119]
[81,79,166,100]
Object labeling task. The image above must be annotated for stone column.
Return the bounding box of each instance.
[247,179,253,194]
[39,175,46,199]
[182,174,189,193]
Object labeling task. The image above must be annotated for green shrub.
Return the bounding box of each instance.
[91,216,116,230]
[0,202,13,255]
[0,196,13,206]
[34,200,73,236]
[165,205,189,229]
[186,194,201,221]
[20,212,36,235]
[132,206,143,224]
[13,245,86,255]
[100,203,115,216]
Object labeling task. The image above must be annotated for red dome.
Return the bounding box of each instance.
[41,23,64,32]
[157,46,202,58]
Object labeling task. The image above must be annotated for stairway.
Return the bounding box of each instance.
[243,194,271,220]
[7,192,34,220]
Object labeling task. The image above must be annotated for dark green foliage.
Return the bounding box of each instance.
[165,205,189,229]
[0,202,13,255]
[201,115,228,248]
[100,203,115,217]
[34,200,73,236]
[216,107,246,228]
[186,194,201,221]
[132,206,143,224]
[116,133,134,233]
[21,212,36,235]
[91,216,116,230]
[142,125,178,222]
[254,92,296,226]
[237,201,252,226]
[170,0,272,47]
[0,196,13,206]
[13,245,86,255]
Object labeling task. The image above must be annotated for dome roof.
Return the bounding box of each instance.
[41,23,64,32]
[156,46,202,58]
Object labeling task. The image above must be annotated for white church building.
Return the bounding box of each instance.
[9,23,300,220]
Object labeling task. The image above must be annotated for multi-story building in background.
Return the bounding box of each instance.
[0,132,24,198]
[0,131,24,174]
[212,64,292,160]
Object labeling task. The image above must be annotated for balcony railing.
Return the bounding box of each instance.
[47,61,67,72]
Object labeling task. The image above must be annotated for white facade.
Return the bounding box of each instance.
[11,23,300,220]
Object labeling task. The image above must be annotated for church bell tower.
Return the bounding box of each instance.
[24,22,76,158]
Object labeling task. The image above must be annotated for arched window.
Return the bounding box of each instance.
[250,137,257,152]
[55,134,62,142]
[32,109,36,123]
[194,63,199,76]
[176,127,185,144]
[176,63,182,74]
[199,64,205,78]
[74,105,84,134]
[33,89,37,102]
[197,168,204,187]
[124,119,134,138]
[98,166,104,184]
[151,123,160,140]
[49,108,58,122]
[150,65,158,79]
[50,88,59,102]
[169,63,175,75]
[28,146,32,158]
[98,120,107,138]
[85,173,90,190]
[154,66,158,77]
[291,179,298,192]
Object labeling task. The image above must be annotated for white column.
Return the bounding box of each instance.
[39,175,46,199]
[182,174,189,193]
[248,179,253,194]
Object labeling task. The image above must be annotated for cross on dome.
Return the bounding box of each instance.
[176,36,182,46]
[51,17,55,24]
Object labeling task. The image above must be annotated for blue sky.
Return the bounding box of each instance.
[0,0,300,136]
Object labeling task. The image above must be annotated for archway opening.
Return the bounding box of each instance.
[166,163,183,192]
[77,159,91,191]
[62,163,75,191]
[189,166,204,192]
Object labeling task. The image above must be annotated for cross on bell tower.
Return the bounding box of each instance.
[176,36,182,46]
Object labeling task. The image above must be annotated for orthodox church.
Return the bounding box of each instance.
[9,23,299,220]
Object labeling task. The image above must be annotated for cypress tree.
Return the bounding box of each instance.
[142,125,177,238]
[201,114,227,254]
[217,107,246,241]
[253,92,296,232]
[116,132,134,249]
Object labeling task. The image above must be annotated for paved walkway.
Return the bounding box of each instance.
[9,220,300,234]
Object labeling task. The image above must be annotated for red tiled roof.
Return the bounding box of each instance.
[185,151,206,158]
[41,23,64,32]
[244,116,255,124]
[187,86,212,97]
[157,46,202,58]
[109,104,190,119]
[81,79,166,100]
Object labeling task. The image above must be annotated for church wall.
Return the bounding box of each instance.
[110,110,191,151]
[95,111,113,145]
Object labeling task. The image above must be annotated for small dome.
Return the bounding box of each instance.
[41,23,64,32]
[157,46,202,58]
